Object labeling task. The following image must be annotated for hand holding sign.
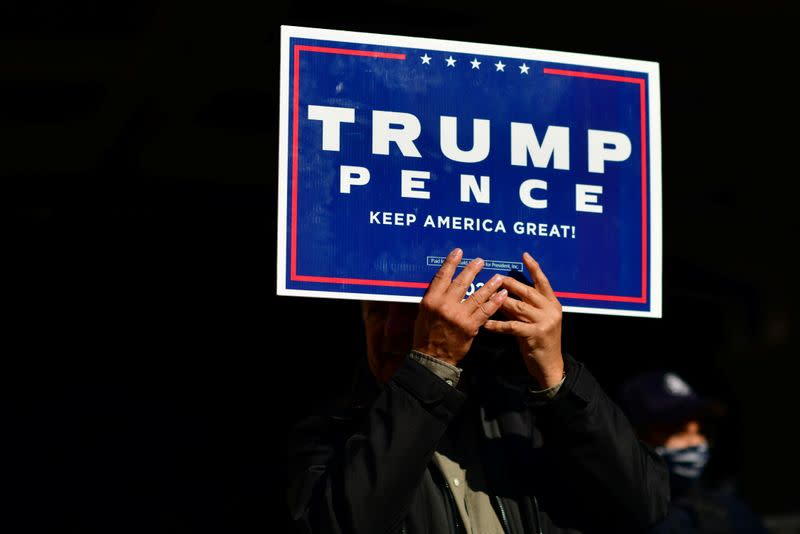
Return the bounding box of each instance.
[412,248,508,366]
[485,253,565,389]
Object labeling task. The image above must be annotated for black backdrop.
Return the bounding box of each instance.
[5,1,798,532]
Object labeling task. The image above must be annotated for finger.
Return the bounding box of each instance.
[467,273,503,312]
[445,256,484,300]
[499,294,544,322]
[469,284,508,324]
[426,248,463,296]
[483,319,532,336]
[499,276,548,308]
[478,289,509,322]
[523,252,556,300]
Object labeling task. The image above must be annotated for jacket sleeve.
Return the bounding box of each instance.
[287,356,466,534]
[531,355,671,532]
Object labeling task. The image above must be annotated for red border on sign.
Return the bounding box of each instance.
[290,46,649,303]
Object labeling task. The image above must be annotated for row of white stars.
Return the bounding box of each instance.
[420,53,530,74]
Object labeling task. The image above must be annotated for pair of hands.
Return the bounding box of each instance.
[414,248,564,389]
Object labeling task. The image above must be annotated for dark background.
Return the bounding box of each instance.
[5,1,798,532]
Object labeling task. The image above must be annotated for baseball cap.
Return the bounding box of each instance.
[617,370,726,428]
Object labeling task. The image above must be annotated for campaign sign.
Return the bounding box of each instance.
[277,26,662,317]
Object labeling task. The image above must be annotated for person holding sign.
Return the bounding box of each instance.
[287,248,669,533]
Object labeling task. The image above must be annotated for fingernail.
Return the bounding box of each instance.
[494,289,508,300]
[490,274,502,285]
[474,257,484,266]
[523,252,532,261]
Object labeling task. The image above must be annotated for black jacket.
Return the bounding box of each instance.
[647,484,769,533]
[288,352,670,533]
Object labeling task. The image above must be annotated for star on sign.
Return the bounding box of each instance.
[421,53,431,65]
[494,60,505,72]
[470,58,481,69]
[445,55,457,67]
[519,63,530,75]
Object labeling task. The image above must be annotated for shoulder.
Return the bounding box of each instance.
[676,490,768,534]
[646,504,696,533]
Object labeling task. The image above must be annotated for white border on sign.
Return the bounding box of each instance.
[277,25,663,319]
[276,27,291,298]
[648,65,663,319]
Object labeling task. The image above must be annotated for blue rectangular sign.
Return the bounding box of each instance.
[277,26,662,317]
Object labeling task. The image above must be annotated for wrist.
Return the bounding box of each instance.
[413,347,459,367]
[409,350,462,386]
[528,355,565,389]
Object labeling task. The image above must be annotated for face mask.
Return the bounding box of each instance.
[655,443,710,483]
